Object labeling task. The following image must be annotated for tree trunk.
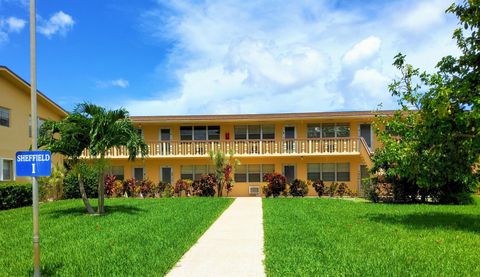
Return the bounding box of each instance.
[78,175,95,214]
[98,172,105,214]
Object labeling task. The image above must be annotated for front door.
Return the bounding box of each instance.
[359,124,372,150]
[159,128,171,155]
[283,165,296,183]
[160,167,173,184]
[284,126,296,153]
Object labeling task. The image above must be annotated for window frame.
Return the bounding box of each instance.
[234,125,276,140]
[0,107,10,128]
[180,165,213,180]
[0,158,15,181]
[234,164,275,183]
[307,123,351,138]
[180,126,221,141]
[306,163,351,182]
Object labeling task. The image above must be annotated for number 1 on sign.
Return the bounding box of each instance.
[32,163,36,174]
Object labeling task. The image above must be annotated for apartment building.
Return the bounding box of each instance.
[0,66,68,182]
[91,112,388,196]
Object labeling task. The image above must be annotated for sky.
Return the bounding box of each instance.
[0,0,460,115]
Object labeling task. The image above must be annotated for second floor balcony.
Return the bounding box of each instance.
[81,137,371,158]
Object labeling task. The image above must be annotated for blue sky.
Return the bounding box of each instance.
[0,0,459,115]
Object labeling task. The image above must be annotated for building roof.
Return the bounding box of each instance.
[131,110,395,123]
[0,65,68,117]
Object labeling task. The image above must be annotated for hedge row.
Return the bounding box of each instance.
[0,183,32,210]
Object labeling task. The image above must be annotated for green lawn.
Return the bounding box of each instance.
[0,198,232,276]
[263,198,480,276]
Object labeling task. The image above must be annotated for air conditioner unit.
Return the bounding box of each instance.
[249,186,260,195]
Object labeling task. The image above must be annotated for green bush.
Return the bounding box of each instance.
[0,183,32,210]
[63,169,98,199]
[289,179,309,197]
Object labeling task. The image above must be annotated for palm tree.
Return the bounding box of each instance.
[39,102,148,214]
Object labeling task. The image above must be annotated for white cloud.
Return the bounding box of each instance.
[342,36,381,66]
[121,0,460,115]
[394,0,451,33]
[96,79,130,89]
[5,17,26,32]
[0,16,26,44]
[38,11,75,37]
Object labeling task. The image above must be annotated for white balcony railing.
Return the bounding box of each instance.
[81,137,366,158]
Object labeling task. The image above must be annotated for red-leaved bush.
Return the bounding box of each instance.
[263,173,287,197]
[192,174,217,197]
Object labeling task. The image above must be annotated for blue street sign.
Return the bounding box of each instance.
[16,151,52,177]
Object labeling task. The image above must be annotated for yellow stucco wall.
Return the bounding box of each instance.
[0,69,67,182]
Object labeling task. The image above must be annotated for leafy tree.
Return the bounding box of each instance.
[209,149,239,197]
[372,0,479,204]
[40,103,148,214]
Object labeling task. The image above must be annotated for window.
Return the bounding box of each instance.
[337,163,350,181]
[335,124,350,137]
[234,165,247,182]
[133,167,144,180]
[29,117,45,138]
[181,126,220,140]
[307,164,321,181]
[262,125,275,139]
[234,125,275,140]
[322,163,336,181]
[0,107,10,127]
[208,126,220,140]
[0,159,13,181]
[111,166,124,180]
[307,123,351,138]
[322,124,335,138]
[180,165,194,180]
[307,124,322,138]
[180,165,212,180]
[248,164,261,182]
[194,165,207,179]
[235,164,274,182]
[307,163,351,182]
[161,167,173,184]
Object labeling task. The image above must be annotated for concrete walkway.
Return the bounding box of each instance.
[167,197,266,277]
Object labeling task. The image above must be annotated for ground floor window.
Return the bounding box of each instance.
[234,164,274,182]
[307,163,350,182]
[110,166,124,180]
[0,158,13,181]
[180,165,215,180]
[133,167,145,180]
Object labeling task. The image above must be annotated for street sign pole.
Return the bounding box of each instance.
[30,0,40,276]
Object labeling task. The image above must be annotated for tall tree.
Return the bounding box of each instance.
[372,0,479,204]
[40,103,148,214]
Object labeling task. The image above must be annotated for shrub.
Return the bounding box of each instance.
[161,183,174,198]
[192,174,217,197]
[113,180,124,197]
[289,179,309,197]
[139,179,153,197]
[174,179,192,197]
[263,173,287,197]
[311,180,325,197]
[63,168,98,199]
[104,174,117,197]
[123,178,138,197]
[0,183,32,210]
[38,164,66,201]
[326,182,338,197]
[336,183,351,198]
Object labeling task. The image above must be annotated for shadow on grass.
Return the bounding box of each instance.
[28,261,64,276]
[366,212,480,234]
[46,204,146,218]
